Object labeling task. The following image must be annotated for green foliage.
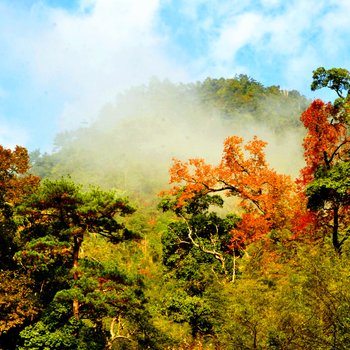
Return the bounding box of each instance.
[18,301,104,350]
[165,292,214,335]
[11,177,162,349]
[196,75,307,129]
[160,192,238,278]
[191,244,350,350]
[19,320,79,350]
[307,162,350,211]
[159,192,239,344]
[15,235,72,273]
[311,67,350,101]
[17,177,137,256]
[197,75,265,115]
[305,162,350,252]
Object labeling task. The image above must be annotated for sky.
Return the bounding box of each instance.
[0,0,349,152]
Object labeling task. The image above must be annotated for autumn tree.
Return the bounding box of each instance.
[0,145,40,348]
[159,136,307,347]
[0,271,38,349]
[299,67,350,253]
[0,145,39,269]
[163,136,301,252]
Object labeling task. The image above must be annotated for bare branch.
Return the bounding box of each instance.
[179,214,228,275]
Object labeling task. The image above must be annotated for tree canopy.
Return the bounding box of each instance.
[311,67,350,99]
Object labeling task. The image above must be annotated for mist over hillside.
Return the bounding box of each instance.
[31,76,309,195]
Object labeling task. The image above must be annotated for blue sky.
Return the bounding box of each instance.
[0,0,349,151]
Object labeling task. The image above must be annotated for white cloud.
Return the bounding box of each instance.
[177,0,236,21]
[1,0,188,130]
[212,12,264,62]
[260,0,281,7]
[318,1,350,61]
[285,48,319,92]
[0,118,28,149]
[200,0,350,92]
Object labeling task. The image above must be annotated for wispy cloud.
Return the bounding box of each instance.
[0,0,187,134]
[0,117,28,149]
[163,0,350,93]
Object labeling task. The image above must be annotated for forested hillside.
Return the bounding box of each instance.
[30,75,309,194]
[1,70,350,350]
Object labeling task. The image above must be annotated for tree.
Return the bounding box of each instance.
[14,177,170,349]
[16,178,136,320]
[0,271,38,349]
[0,145,39,269]
[18,257,166,350]
[160,193,238,278]
[163,136,301,252]
[158,192,238,346]
[311,67,350,101]
[0,145,40,348]
[298,69,350,253]
[300,101,346,180]
[158,135,308,347]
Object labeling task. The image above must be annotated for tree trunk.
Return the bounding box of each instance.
[73,235,81,319]
[332,205,341,254]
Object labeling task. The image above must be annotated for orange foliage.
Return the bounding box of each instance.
[297,99,350,251]
[165,136,304,249]
[0,145,40,205]
[290,192,318,239]
[299,99,350,185]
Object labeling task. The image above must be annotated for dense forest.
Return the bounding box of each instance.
[1,68,349,349]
